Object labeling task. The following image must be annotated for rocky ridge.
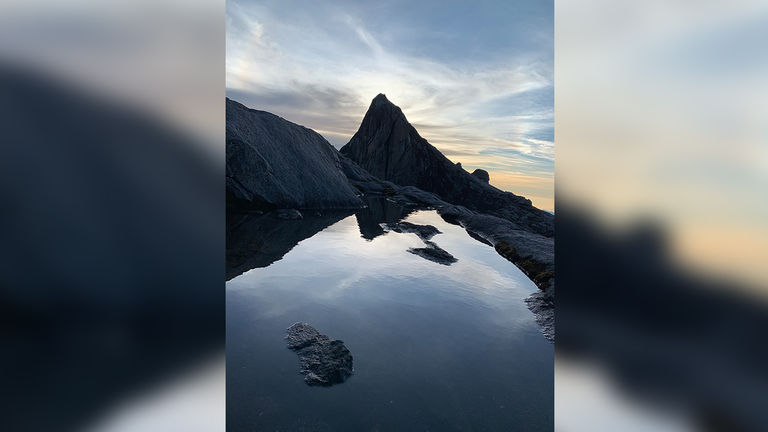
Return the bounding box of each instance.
[341,94,553,237]
[227,96,554,342]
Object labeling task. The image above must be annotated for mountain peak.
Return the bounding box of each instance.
[341,94,554,236]
[369,93,398,111]
[372,93,389,103]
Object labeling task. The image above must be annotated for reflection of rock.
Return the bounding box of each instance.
[353,195,414,240]
[381,221,441,241]
[408,241,458,266]
[226,210,352,280]
[286,323,354,386]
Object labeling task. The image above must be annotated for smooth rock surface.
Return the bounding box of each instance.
[286,323,354,386]
[227,98,363,210]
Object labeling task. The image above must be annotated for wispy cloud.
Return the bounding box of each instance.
[226,0,553,210]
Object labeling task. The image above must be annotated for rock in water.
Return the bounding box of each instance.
[340,94,553,237]
[285,323,353,386]
[408,241,458,265]
[226,98,363,210]
[381,221,442,241]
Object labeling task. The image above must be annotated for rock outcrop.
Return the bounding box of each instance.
[471,168,490,183]
[340,94,553,237]
[286,323,354,386]
[227,98,363,210]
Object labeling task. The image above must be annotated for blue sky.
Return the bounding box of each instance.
[226,0,553,210]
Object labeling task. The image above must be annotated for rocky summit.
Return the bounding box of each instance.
[341,94,553,237]
[226,98,363,210]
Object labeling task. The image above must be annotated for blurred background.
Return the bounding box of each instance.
[556,0,768,430]
[0,0,224,431]
[0,0,766,431]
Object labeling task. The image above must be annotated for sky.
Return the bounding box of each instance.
[226,0,554,211]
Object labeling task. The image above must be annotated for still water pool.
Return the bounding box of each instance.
[227,201,552,431]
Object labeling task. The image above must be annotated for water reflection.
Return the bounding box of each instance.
[226,209,353,280]
[354,195,415,240]
[226,198,553,431]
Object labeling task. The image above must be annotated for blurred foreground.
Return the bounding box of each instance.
[0,1,224,431]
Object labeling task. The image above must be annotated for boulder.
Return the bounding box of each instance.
[286,323,354,386]
[471,168,490,183]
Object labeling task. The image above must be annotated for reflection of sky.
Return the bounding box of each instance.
[226,0,553,211]
[229,209,541,331]
[226,209,552,429]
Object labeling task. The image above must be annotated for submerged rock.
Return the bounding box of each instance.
[408,241,458,265]
[286,323,353,386]
[381,221,442,241]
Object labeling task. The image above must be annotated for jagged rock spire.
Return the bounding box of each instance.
[341,94,554,237]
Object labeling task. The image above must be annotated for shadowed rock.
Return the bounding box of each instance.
[381,221,442,241]
[471,168,489,183]
[286,323,353,386]
[408,241,458,265]
[227,98,362,210]
[276,209,303,220]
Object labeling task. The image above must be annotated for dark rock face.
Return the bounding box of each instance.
[286,323,353,386]
[227,98,363,210]
[525,286,554,343]
[340,94,553,237]
[471,168,490,183]
[381,221,441,241]
[408,241,458,265]
[276,209,303,220]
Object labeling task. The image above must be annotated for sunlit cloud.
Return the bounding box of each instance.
[226,0,553,210]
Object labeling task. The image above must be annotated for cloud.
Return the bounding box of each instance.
[226,0,553,209]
